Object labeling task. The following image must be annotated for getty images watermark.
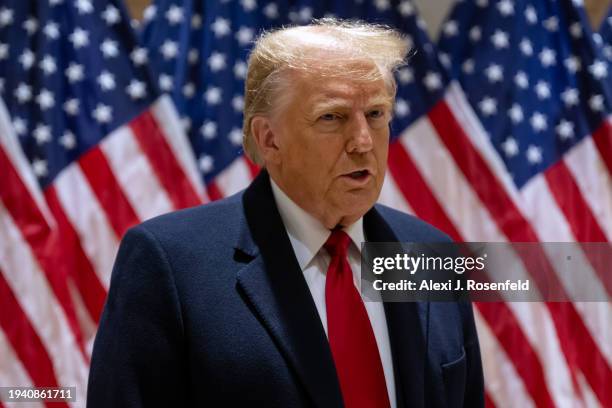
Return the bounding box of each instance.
[360,242,611,302]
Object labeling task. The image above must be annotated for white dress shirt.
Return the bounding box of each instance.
[270,179,396,408]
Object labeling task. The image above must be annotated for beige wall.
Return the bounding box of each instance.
[125,0,610,35]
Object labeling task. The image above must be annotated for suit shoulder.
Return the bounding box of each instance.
[374,204,452,243]
[133,192,244,245]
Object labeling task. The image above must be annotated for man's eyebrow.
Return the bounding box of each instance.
[310,95,393,112]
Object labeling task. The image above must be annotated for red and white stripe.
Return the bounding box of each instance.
[0,96,205,398]
[379,83,611,407]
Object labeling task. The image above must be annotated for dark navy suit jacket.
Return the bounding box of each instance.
[87,170,484,407]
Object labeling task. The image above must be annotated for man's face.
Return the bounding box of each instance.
[266,70,392,228]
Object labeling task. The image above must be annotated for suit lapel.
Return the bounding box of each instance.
[364,208,427,408]
[236,171,343,408]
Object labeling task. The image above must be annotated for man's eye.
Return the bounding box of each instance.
[319,113,340,121]
[368,110,385,119]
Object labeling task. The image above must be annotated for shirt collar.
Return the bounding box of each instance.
[270,178,365,270]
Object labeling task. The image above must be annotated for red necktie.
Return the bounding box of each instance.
[324,230,390,408]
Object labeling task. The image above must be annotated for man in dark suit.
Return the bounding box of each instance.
[87,19,484,407]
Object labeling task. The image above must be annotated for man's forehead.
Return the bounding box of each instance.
[304,78,392,106]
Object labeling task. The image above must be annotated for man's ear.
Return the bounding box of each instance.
[250,116,281,165]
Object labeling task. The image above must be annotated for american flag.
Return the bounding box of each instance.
[0,0,204,405]
[437,0,611,406]
[601,7,612,69]
[0,0,610,407]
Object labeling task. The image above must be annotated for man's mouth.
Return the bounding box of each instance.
[348,170,369,179]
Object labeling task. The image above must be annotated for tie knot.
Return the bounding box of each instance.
[324,229,351,257]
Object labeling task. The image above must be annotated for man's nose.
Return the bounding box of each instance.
[346,114,373,153]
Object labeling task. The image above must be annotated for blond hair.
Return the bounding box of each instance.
[242,18,410,165]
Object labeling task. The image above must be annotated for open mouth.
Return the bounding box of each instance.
[345,169,371,180]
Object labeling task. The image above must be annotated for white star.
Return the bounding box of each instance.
[497,0,514,16]
[160,40,178,60]
[211,17,230,38]
[514,71,529,89]
[229,128,243,145]
[539,48,556,67]
[13,117,26,135]
[19,49,35,70]
[75,0,93,14]
[569,22,582,38]
[501,137,519,157]
[564,56,581,73]
[443,21,458,37]
[126,80,146,99]
[423,72,442,91]
[143,5,156,21]
[469,26,481,42]
[534,81,551,99]
[234,61,247,79]
[232,95,244,112]
[97,71,116,91]
[438,53,451,69]
[64,98,79,115]
[36,89,55,110]
[561,88,579,107]
[198,155,214,174]
[556,120,574,140]
[188,49,199,64]
[201,121,217,139]
[589,94,604,112]
[397,1,414,16]
[0,43,8,60]
[462,59,475,74]
[33,124,51,144]
[476,0,488,7]
[208,52,226,72]
[394,98,410,117]
[101,39,119,58]
[59,131,76,149]
[374,0,390,11]
[263,3,279,19]
[165,5,183,24]
[479,96,497,116]
[181,117,191,132]
[289,7,312,23]
[236,27,254,46]
[69,27,89,48]
[588,60,608,80]
[32,159,48,177]
[159,74,173,92]
[23,18,38,35]
[491,30,509,49]
[65,63,84,83]
[544,16,558,31]
[241,0,257,12]
[593,33,603,46]
[50,0,64,5]
[0,8,14,27]
[526,145,542,164]
[131,48,148,66]
[484,64,503,82]
[14,83,32,103]
[92,104,112,123]
[191,14,202,29]
[102,5,120,25]
[530,112,547,132]
[524,6,537,24]
[397,67,413,84]
[205,87,222,105]
[43,22,60,39]
[603,46,612,61]
[508,104,523,123]
[183,83,195,98]
[39,55,56,75]
[519,38,533,56]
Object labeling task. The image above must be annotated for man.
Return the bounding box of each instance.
[88,19,484,408]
